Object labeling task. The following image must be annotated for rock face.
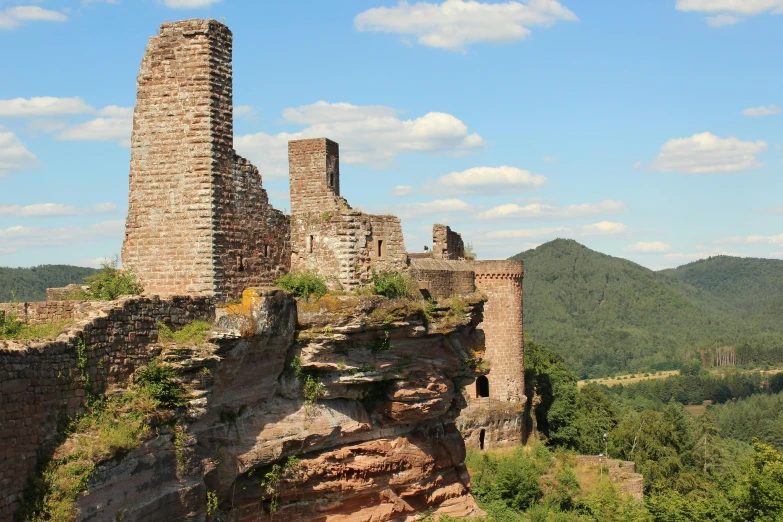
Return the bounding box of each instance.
[73,290,487,521]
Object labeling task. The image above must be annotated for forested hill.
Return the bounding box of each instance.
[0,265,97,302]
[662,255,783,320]
[511,239,783,378]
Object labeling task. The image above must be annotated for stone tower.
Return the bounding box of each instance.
[288,138,343,215]
[472,260,525,402]
[122,19,289,299]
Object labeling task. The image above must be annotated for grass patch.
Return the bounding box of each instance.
[0,316,68,341]
[275,271,328,300]
[18,359,184,522]
[77,256,143,301]
[156,320,211,345]
[370,270,416,299]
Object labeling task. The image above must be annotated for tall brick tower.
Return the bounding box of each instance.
[122,19,289,298]
[472,260,525,402]
[288,138,343,215]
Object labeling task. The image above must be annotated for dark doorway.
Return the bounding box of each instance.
[476,376,489,398]
[479,429,485,450]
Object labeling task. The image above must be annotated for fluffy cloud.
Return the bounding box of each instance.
[0,203,116,217]
[623,241,672,253]
[235,101,484,177]
[354,0,578,51]
[477,199,626,220]
[57,113,133,146]
[391,185,413,197]
[388,198,475,220]
[676,0,783,25]
[651,132,767,174]
[0,6,67,30]
[743,105,781,117]
[426,166,546,195]
[715,233,783,245]
[160,0,223,8]
[0,126,38,177]
[487,220,628,239]
[234,105,256,119]
[0,97,93,117]
[753,206,783,214]
[0,220,125,249]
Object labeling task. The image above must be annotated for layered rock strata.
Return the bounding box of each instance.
[70,290,487,521]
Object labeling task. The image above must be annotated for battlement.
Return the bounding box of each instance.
[473,260,525,279]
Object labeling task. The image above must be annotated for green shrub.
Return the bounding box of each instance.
[0,312,23,338]
[157,321,211,345]
[275,271,328,299]
[371,270,413,299]
[134,359,184,408]
[80,256,143,301]
[463,242,476,261]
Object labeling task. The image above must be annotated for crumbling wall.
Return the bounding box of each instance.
[288,138,406,290]
[433,224,465,260]
[122,19,288,299]
[472,260,525,403]
[0,296,214,521]
[408,258,475,299]
[0,301,107,326]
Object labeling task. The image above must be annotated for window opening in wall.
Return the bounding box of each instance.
[264,245,269,257]
[308,235,314,253]
[236,255,244,272]
[377,239,384,258]
[479,429,486,450]
[329,173,334,187]
[476,376,489,398]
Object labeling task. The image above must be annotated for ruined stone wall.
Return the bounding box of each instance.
[0,296,213,521]
[46,284,85,301]
[472,260,524,403]
[458,400,524,450]
[122,19,287,299]
[433,224,465,260]
[288,138,343,216]
[408,258,475,299]
[212,153,291,298]
[575,456,644,499]
[0,301,108,326]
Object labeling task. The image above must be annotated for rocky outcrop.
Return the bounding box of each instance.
[72,290,488,521]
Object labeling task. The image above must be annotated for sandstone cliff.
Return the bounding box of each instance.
[57,290,488,521]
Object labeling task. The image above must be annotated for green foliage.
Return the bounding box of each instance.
[0,311,23,338]
[302,374,324,410]
[573,384,618,456]
[732,440,783,521]
[0,264,97,302]
[275,271,328,299]
[257,456,301,514]
[134,359,184,408]
[79,257,143,301]
[467,445,546,511]
[156,321,211,345]
[370,270,414,299]
[463,242,476,261]
[511,239,783,378]
[206,490,219,516]
[0,314,67,340]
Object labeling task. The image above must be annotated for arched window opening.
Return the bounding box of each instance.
[479,429,486,450]
[476,376,489,398]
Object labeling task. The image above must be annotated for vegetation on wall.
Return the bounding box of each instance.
[78,257,143,301]
[275,271,328,299]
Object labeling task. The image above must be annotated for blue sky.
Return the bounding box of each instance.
[0,0,781,270]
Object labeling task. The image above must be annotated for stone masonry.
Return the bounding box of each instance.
[433,224,465,260]
[0,296,214,521]
[289,139,407,290]
[122,19,289,300]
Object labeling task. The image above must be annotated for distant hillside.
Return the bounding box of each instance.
[662,256,783,320]
[511,239,783,378]
[0,265,98,302]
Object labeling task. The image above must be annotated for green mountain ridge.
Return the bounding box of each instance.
[0,265,98,302]
[511,239,783,378]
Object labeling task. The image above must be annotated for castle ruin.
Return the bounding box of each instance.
[121,19,525,443]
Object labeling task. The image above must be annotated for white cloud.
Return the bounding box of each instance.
[388,198,475,220]
[651,132,767,174]
[160,0,222,8]
[633,161,642,169]
[623,241,672,253]
[706,14,742,25]
[0,203,116,217]
[57,115,133,146]
[542,155,557,162]
[743,105,781,117]
[391,185,413,197]
[0,6,67,30]
[477,199,627,220]
[487,220,629,239]
[354,0,578,51]
[234,105,256,119]
[715,233,783,245]
[235,101,484,177]
[426,166,546,195]
[26,119,68,135]
[0,220,125,249]
[0,97,93,117]
[98,105,133,118]
[0,126,38,177]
